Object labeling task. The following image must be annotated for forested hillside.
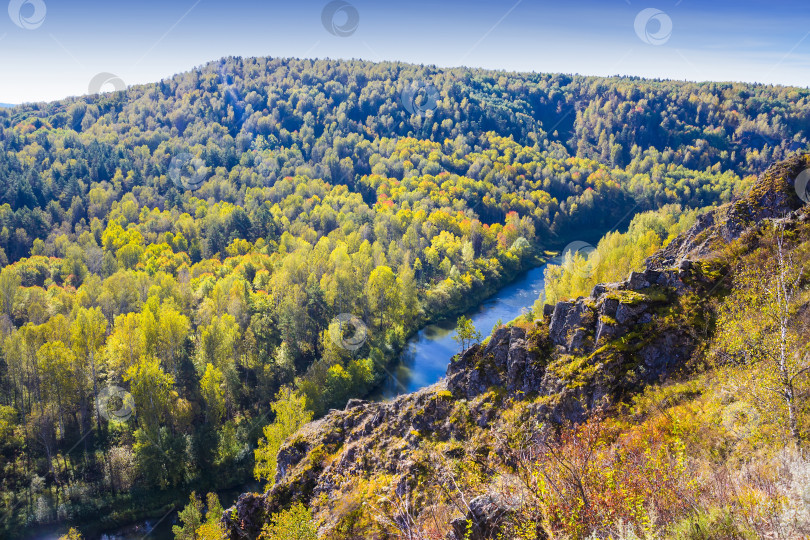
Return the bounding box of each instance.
[0,56,808,537]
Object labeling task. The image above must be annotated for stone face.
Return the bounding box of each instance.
[615,302,647,325]
[549,301,594,351]
[598,297,619,318]
[548,301,574,346]
[595,317,617,344]
[644,269,662,283]
[446,495,512,540]
[567,326,590,353]
[638,332,693,381]
[591,283,607,298]
[592,282,620,298]
[506,333,530,393]
[446,326,542,399]
[223,492,268,540]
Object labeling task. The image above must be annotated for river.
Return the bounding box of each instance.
[372,263,548,400]
[32,482,259,540]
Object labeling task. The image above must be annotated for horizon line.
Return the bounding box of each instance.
[3,53,810,108]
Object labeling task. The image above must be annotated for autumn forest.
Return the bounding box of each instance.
[1,56,809,538]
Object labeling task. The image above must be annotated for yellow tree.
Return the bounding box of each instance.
[125,355,175,430]
[70,307,108,428]
[366,265,399,329]
[254,387,312,485]
[156,303,190,376]
[58,528,83,540]
[37,341,77,438]
[104,312,146,379]
[260,503,317,540]
[142,301,190,377]
[200,363,225,424]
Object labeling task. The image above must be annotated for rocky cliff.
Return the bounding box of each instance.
[224,154,810,539]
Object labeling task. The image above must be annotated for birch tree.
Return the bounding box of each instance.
[715,223,809,444]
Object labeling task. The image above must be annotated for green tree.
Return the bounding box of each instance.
[133,426,187,489]
[0,266,20,318]
[453,315,482,354]
[198,314,240,413]
[173,491,204,540]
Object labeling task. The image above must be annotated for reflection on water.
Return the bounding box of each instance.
[36,481,260,540]
[374,264,547,399]
[30,512,177,540]
[98,515,177,540]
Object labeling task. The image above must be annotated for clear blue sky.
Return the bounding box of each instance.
[1,0,809,103]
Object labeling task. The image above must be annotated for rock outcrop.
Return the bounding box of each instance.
[225,383,474,536]
[649,153,809,269]
[444,263,699,425]
[445,325,546,398]
[446,495,514,540]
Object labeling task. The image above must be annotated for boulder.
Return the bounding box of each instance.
[447,495,511,540]
[626,271,650,290]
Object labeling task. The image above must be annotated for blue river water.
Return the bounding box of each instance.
[372,264,548,399]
